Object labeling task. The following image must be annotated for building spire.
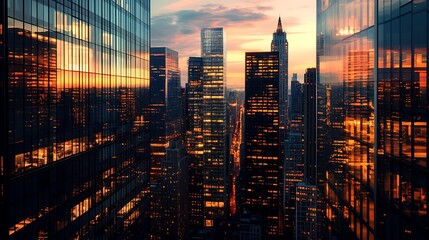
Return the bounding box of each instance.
[277,16,283,32]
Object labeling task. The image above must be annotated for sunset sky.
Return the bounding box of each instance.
[151,0,316,89]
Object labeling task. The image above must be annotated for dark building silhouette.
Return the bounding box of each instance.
[1,1,151,239]
[290,74,303,118]
[284,75,304,237]
[303,68,317,185]
[243,51,283,238]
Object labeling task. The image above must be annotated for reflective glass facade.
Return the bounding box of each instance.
[201,28,229,227]
[318,1,429,239]
[377,1,428,239]
[243,52,283,238]
[1,0,150,238]
[317,0,376,239]
[148,47,182,239]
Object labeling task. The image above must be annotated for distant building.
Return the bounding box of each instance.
[295,183,321,240]
[201,28,229,228]
[243,51,283,238]
[149,47,182,239]
[186,57,205,230]
[303,68,317,186]
[159,139,189,240]
[284,76,304,237]
[239,214,266,240]
[271,17,289,140]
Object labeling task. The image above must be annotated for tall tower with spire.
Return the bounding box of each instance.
[271,17,289,144]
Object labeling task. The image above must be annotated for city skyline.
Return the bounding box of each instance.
[1,1,428,239]
[152,0,316,88]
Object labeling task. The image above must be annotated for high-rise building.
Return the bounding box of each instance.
[186,57,204,230]
[295,183,322,240]
[294,68,323,240]
[149,47,182,183]
[317,1,376,238]
[243,51,283,238]
[1,1,151,239]
[303,68,317,186]
[317,1,429,239]
[159,138,189,240]
[149,47,182,239]
[376,1,428,239]
[271,17,289,140]
[200,28,229,228]
[284,75,304,237]
[290,74,302,118]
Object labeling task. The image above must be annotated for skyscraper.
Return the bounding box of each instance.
[303,68,317,186]
[376,1,428,239]
[159,138,188,240]
[149,47,182,184]
[295,183,321,240]
[271,17,289,141]
[290,74,302,119]
[294,68,323,240]
[200,28,229,228]
[1,0,151,239]
[243,51,283,238]
[284,74,304,237]
[149,47,182,239]
[186,57,204,230]
[315,1,429,239]
[317,1,376,238]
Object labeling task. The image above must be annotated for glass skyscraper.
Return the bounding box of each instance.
[318,0,428,239]
[200,28,229,228]
[377,1,428,239]
[1,0,150,239]
[243,51,283,238]
[317,0,376,238]
[148,47,182,239]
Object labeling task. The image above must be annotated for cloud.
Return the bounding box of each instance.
[151,2,308,88]
[151,4,269,48]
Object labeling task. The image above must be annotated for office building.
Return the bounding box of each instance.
[295,183,321,240]
[1,0,151,239]
[149,47,182,239]
[271,17,289,140]
[149,47,182,183]
[159,138,188,240]
[303,68,317,185]
[316,1,429,239]
[284,75,304,237]
[290,74,302,118]
[186,57,205,230]
[376,1,428,239]
[201,28,229,228]
[317,0,376,238]
[243,51,283,238]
